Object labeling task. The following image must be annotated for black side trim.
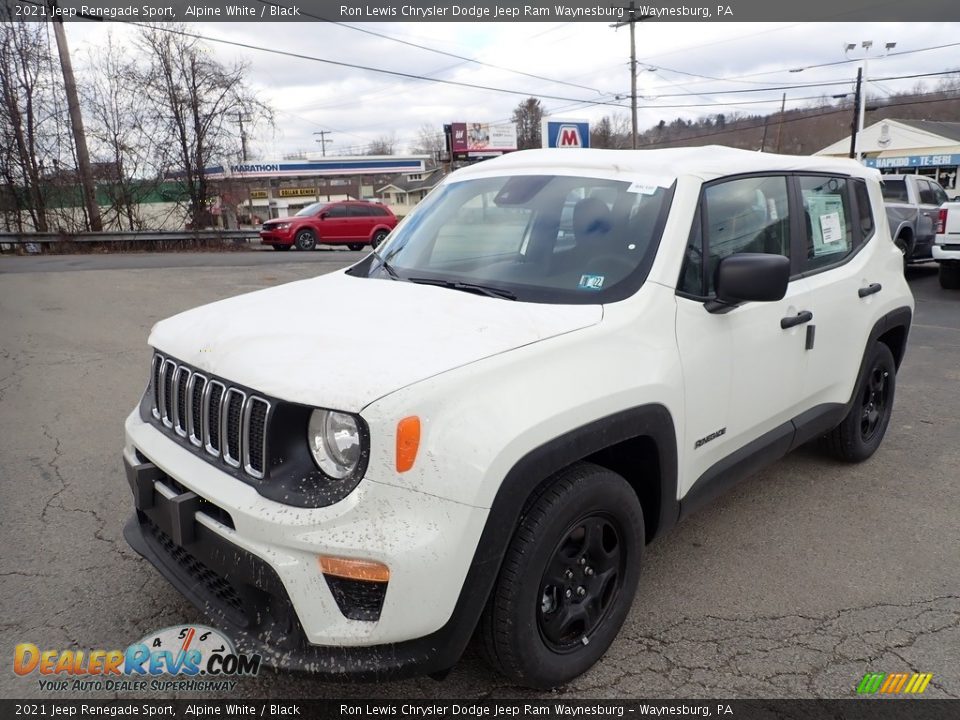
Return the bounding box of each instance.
[680,421,794,519]
[679,305,913,520]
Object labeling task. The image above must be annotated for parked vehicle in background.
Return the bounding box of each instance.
[934,201,960,289]
[881,174,949,263]
[259,200,397,251]
[124,147,913,689]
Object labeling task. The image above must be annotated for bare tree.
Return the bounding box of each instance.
[512,97,544,150]
[135,24,270,229]
[410,123,443,160]
[82,32,166,230]
[590,114,631,149]
[0,19,67,231]
[367,132,398,155]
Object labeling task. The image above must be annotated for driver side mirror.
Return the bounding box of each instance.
[708,253,789,312]
[318,211,328,220]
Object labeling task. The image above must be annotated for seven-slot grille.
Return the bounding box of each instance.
[150,354,270,479]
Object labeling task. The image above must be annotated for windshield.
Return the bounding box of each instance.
[350,173,674,304]
[295,202,327,217]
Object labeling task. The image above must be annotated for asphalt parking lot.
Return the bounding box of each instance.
[0,251,957,700]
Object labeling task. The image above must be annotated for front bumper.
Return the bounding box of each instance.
[122,411,489,678]
[259,229,294,244]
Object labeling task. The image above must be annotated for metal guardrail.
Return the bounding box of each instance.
[0,230,259,244]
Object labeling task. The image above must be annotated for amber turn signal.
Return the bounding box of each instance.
[318,556,390,583]
[395,416,421,473]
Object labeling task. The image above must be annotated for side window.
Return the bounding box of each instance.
[347,205,370,217]
[325,205,348,218]
[854,180,875,240]
[881,179,908,202]
[931,182,949,206]
[370,206,390,217]
[799,176,856,272]
[702,176,790,295]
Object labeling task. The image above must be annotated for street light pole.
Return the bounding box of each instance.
[845,40,896,161]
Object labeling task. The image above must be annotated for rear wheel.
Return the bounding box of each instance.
[939,262,960,290]
[894,234,912,270]
[347,243,365,252]
[822,342,896,462]
[371,229,389,249]
[294,230,316,251]
[478,463,644,688]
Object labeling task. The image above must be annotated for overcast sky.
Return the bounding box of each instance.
[64,21,960,159]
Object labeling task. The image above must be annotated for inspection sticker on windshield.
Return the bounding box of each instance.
[578,274,605,290]
[626,182,659,195]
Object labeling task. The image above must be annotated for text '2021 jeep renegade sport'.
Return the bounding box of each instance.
[123,147,913,688]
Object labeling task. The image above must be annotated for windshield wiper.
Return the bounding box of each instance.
[370,248,402,281]
[407,277,517,301]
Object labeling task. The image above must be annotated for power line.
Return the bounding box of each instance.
[641,92,960,148]
[253,1,606,95]
[125,22,626,107]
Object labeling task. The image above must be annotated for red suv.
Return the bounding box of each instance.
[259,200,397,252]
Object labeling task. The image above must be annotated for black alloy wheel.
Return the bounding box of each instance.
[537,514,627,652]
[294,229,316,251]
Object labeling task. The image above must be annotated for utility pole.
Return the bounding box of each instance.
[848,68,862,159]
[612,2,652,150]
[48,1,102,231]
[313,131,333,157]
[237,113,250,161]
[773,93,787,153]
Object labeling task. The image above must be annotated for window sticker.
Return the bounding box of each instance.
[627,182,659,195]
[578,274,605,290]
[819,212,842,244]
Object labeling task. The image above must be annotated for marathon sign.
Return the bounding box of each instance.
[542,119,590,149]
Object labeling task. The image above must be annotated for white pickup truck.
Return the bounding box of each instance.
[934,202,960,288]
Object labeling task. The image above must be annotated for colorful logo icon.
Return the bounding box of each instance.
[557,125,584,148]
[857,672,933,694]
[14,625,260,678]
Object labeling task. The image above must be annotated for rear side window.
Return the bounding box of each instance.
[798,176,855,272]
[881,180,908,202]
[370,206,391,217]
[854,180,875,240]
[918,181,938,206]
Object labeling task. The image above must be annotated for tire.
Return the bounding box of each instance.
[271,244,291,252]
[347,243,365,252]
[939,262,960,290]
[477,463,644,688]
[822,342,896,462]
[371,229,389,249]
[294,229,316,251]
[894,234,911,270]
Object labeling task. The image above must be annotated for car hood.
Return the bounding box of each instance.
[148,271,602,412]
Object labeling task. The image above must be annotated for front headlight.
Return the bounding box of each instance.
[308,409,362,479]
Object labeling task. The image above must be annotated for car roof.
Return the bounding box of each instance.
[454,146,879,183]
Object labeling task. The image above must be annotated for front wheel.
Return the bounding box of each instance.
[822,342,896,462]
[478,463,644,688]
[294,229,316,251]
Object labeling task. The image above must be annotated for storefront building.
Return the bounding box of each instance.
[816,119,960,196]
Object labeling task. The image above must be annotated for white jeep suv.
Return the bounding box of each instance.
[123,147,914,688]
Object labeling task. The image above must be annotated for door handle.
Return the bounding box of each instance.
[858,283,882,298]
[781,310,813,329]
